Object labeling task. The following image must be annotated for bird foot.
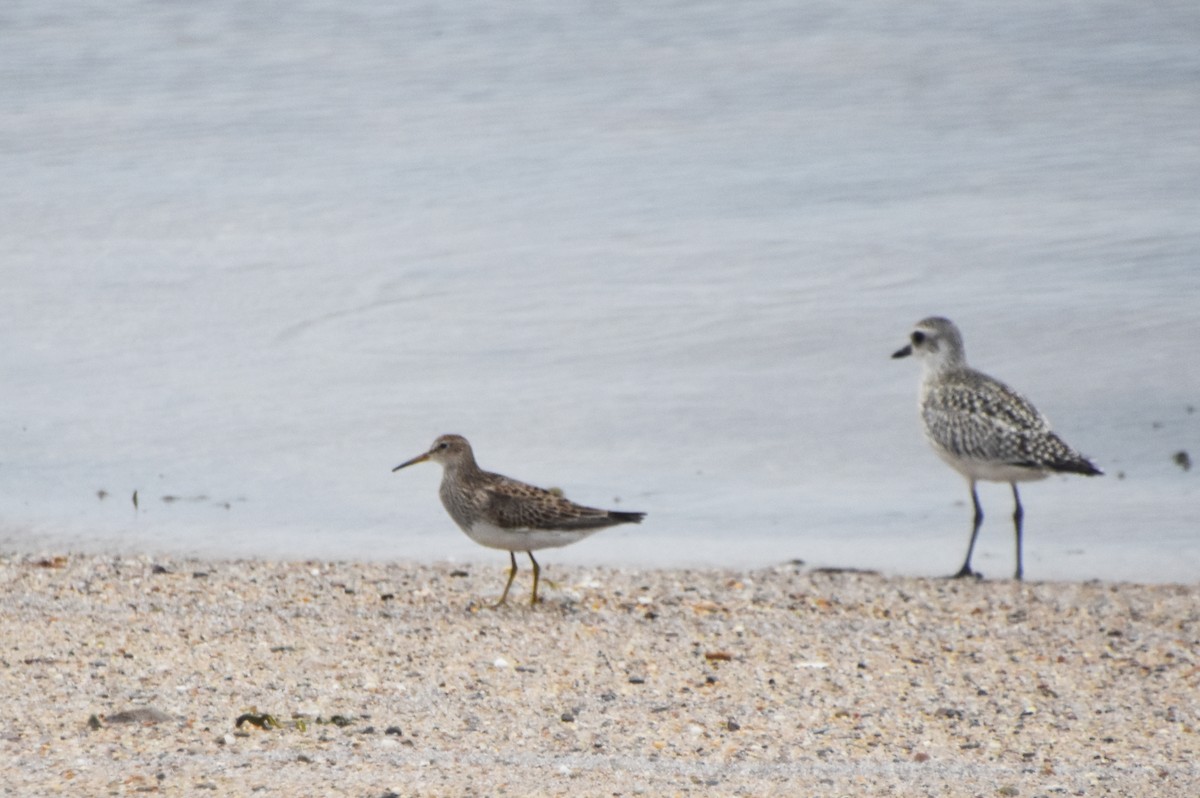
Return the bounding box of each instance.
[949,566,983,580]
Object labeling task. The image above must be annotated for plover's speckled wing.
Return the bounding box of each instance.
[922,371,1046,463]
[923,370,1097,474]
[479,475,643,531]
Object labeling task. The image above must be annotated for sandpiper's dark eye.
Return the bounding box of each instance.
[436,442,448,450]
[911,331,926,345]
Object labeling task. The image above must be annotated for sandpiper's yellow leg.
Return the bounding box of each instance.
[495,551,519,607]
[528,552,540,606]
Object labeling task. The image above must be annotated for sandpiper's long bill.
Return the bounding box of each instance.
[894,316,1101,580]
[393,434,645,605]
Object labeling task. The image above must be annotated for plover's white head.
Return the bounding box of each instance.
[892,316,968,373]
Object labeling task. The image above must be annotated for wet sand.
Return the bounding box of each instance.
[2,553,1197,796]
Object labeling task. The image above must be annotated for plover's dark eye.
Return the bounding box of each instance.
[911,331,926,345]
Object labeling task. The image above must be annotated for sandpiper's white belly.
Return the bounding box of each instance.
[461,520,598,552]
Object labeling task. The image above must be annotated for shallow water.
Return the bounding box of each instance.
[2,1,1198,581]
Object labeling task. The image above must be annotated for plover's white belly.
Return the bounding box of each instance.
[933,446,1050,484]
[461,520,598,552]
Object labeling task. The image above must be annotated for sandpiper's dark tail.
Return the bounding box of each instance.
[609,510,646,524]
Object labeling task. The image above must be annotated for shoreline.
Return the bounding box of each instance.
[4,527,1195,588]
[3,552,1197,795]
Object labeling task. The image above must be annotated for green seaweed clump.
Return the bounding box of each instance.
[235,712,281,730]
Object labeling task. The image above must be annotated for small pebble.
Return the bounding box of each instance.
[106,707,173,725]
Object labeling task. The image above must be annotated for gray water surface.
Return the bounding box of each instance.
[2,2,1198,581]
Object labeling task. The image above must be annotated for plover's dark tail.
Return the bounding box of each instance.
[1021,431,1103,477]
[1040,435,1103,476]
[1052,456,1103,477]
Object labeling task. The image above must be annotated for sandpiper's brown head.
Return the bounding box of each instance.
[392,434,477,472]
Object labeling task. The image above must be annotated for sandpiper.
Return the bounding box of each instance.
[393,434,645,605]
[893,317,1102,580]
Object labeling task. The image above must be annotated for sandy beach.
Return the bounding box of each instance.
[2,552,1197,796]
